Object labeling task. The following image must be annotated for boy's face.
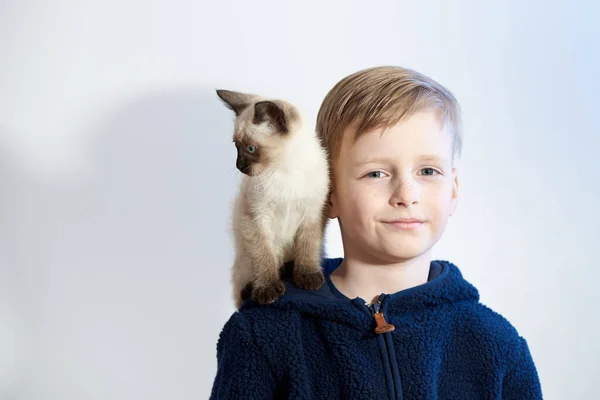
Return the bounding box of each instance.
[328,109,458,264]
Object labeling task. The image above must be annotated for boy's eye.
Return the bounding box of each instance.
[420,168,441,176]
[366,170,386,178]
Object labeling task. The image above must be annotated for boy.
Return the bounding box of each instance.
[210,66,543,399]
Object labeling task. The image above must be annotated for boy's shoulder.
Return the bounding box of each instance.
[451,299,531,364]
[460,299,524,340]
[453,301,542,396]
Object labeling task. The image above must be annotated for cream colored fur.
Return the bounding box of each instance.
[218,91,330,308]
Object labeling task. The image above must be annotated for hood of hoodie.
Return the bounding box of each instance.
[239,257,480,327]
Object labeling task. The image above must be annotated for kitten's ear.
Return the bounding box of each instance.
[253,101,288,133]
[216,89,254,116]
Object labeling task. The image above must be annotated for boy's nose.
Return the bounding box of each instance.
[390,182,419,206]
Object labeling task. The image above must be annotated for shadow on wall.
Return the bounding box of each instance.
[0,87,241,400]
[27,87,238,299]
[86,88,237,271]
[0,130,31,400]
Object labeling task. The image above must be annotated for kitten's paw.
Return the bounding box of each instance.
[293,268,325,290]
[251,280,286,305]
[240,281,254,301]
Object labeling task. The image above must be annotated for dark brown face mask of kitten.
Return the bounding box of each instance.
[216,89,299,177]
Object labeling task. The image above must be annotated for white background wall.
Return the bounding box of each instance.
[1,1,598,399]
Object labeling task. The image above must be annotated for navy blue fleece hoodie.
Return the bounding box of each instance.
[210,257,543,399]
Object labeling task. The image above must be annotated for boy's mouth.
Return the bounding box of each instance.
[383,218,425,230]
[384,218,424,224]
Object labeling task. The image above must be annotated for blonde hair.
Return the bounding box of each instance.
[316,66,462,172]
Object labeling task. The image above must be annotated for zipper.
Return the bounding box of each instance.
[362,295,403,400]
[365,298,395,334]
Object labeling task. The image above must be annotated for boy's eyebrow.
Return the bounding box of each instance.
[353,157,394,167]
[418,155,449,163]
[353,154,449,167]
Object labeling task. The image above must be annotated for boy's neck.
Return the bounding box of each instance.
[329,251,432,305]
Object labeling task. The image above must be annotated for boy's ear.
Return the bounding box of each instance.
[449,167,459,216]
[327,190,339,219]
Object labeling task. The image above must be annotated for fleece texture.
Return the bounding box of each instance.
[210,257,543,399]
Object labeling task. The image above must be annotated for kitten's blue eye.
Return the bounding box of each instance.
[247,145,256,153]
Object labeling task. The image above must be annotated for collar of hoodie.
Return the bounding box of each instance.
[239,257,480,330]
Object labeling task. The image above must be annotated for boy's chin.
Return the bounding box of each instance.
[374,242,431,261]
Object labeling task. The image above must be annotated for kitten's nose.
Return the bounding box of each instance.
[236,161,250,175]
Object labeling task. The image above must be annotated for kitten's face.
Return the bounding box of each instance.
[217,89,299,176]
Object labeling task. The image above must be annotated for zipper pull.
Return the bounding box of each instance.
[373,300,395,334]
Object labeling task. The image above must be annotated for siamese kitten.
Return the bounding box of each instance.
[216,89,330,309]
